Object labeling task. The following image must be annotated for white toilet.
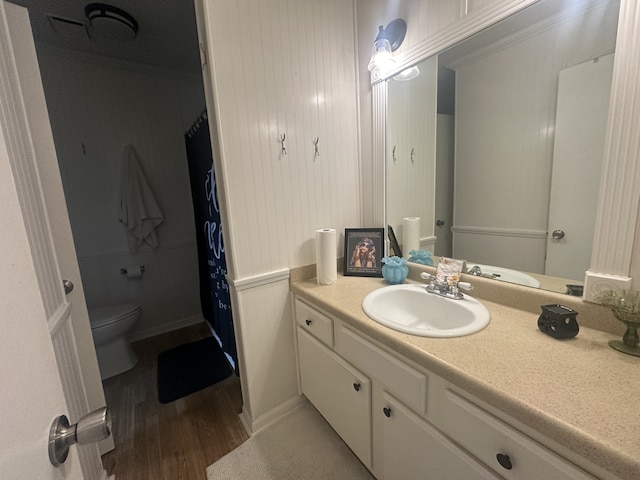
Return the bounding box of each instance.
[89,303,142,380]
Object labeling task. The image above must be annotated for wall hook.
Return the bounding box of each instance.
[410,147,415,163]
[313,137,320,159]
[392,145,397,163]
[280,133,287,156]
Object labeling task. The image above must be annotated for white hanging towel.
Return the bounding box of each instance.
[119,145,164,251]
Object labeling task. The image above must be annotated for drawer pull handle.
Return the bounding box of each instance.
[383,407,392,418]
[496,453,512,470]
[305,319,312,326]
[353,382,361,392]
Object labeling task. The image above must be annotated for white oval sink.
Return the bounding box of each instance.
[362,284,490,337]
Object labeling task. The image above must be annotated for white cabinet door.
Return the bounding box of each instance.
[297,327,372,467]
[380,392,499,480]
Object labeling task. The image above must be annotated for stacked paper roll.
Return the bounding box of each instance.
[315,228,337,285]
[403,217,421,258]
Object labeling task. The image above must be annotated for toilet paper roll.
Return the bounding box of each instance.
[125,265,143,279]
[315,229,337,285]
[403,217,421,258]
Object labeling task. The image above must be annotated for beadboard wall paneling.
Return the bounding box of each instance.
[202,0,361,280]
[401,0,465,52]
[229,273,298,427]
[36,45,206,337]
[386,55,438,253]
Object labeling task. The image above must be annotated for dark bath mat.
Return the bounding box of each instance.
[157,336,232,404]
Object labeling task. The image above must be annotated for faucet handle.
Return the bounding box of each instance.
[456,281,473,291]
[420,272,435,282]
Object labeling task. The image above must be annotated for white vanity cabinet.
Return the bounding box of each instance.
[295,300,372,467]
[293,296,600,480]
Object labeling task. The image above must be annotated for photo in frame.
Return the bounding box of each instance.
[344,228,384,277]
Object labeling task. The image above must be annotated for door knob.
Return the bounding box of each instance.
[49,407,111,466]
[63,279,74,294]
[552,229,565,239]
[436,220,445,227]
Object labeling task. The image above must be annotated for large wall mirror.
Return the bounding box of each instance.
[384,0,622,295]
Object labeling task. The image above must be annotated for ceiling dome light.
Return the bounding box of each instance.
[85,3,138,41]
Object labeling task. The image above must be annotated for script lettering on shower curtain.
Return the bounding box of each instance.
[204,165,230,311]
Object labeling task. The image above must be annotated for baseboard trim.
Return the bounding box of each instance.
[238,395,306,436]
[129,314,205,342]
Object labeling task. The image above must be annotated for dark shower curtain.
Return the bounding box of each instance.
[185,111,237,367]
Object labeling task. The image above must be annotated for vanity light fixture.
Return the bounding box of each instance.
[85,3,138,41]
[367,18,407,73]
[393,65,420,81]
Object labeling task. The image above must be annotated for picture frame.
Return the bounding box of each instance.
[387,224,402,258]
[344,228,384,277]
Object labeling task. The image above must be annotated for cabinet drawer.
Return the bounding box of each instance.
[443,389,596,480]
[336,324,428,416]
[297,327,372,467]
[295,299,333,347]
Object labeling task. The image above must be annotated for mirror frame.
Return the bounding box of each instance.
[370,0,639,294]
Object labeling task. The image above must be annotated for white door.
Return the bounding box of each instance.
[0,2,108,479]
[545,54,614,280]
[0,158,84,480]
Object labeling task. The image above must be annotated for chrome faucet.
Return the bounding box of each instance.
[467,265,483,276]
[419,272,473,300]
[466,265,500,279]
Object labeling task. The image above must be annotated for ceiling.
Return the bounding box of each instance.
[10,0,202,73]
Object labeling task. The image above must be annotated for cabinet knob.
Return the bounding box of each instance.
[496,453,513,470]
[383,407,392,418]
[353,382,361,392]
[305,319,312,326]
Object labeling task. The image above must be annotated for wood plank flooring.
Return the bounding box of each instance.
[101,323,248,480]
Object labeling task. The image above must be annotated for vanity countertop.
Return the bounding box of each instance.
[290,273,639,480]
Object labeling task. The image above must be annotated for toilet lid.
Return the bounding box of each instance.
[89,303,141,328]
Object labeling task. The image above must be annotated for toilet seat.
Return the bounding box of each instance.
[89,303,141,329]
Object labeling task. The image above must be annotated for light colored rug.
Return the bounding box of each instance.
[206,401,375,479]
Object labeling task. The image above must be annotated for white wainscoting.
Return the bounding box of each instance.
[228,269,302,434]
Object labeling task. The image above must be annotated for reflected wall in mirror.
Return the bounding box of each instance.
[385,0,620,294]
